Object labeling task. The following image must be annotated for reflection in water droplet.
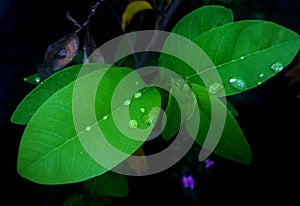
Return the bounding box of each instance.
[139,108,145,113]
[257,82,262,85]
[102,115,108,120]
[240,56,245,60]
[270,62,283,73]
[35,76,41,83]
[134,92,142,99]
[128,119,138,129]
[259,73,264,78]
[229,78,247,91]
[85,126,91,131]
[208,83,224,94]
[124,100,131,106]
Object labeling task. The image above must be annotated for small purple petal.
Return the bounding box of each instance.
[204,159,214,169]
[181,175,195,190]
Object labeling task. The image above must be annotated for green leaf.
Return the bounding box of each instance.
[159,20,300,97]
[23,73,42,85]
[172,5,233,40]
[84,172,129,197]
[161,92,181,141]
[190,84,252,164]
[62,194,86,206]
[17,66,161,184]
[190,20,300,96]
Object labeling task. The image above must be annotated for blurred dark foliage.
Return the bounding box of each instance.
[1,0,299,205]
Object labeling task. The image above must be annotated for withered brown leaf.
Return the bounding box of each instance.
[44,33,79,72]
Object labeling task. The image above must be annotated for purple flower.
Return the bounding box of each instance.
[204,159,214,169]
[181,175,195,190]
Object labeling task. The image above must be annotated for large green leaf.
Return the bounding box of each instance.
[190,84,252,164]
[172,5,233,40]
[189,20,300,95]
[159,20,300,96]
[11,64,109,125]
[17,66,161,184]
[84,171,129,197]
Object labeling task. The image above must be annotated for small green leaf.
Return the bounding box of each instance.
[84,172,129,197]
[62,194,86,206]
[23,73,42,85]
[190,84,252,164]
[172,5,233,40]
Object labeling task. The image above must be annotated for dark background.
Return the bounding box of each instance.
[1,0,300,205]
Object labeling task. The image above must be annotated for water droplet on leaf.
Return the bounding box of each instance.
[229,78,247,91]
[102,115,108,120]
[208,83,224,94]
[124,100,131,106]
[139,108,145,113]
[240,56,245,60]
[270,62,283,73]
[259,73,264,78]
[34,76,41,83]
[134,92,142,99]
[128,119,138,129]
[85,126,91,131]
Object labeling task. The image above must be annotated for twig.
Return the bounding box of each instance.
[75,0,104,33]
[162,0,183,29]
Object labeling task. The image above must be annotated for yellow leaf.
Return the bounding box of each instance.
[121,0,153,32]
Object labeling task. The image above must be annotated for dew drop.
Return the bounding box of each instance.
[23,77,28,81]
[257,82,262,85]
[102,115,108,120]
[139,108,145,113]
[229,78,247,91]
[208,83,224,94]
[240,56,245,60]
[85,126,91,131]
[128,119,138,129]
[80,151,83,155]
[135,81,139,85]
[124,100,131,106]
[270,62,283,73]
[259,73,264,78]
[134,92,142,99]
[34,76,41,83]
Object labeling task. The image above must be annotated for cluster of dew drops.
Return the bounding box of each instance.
[208,61,283,95]
[84,87,147,132]
[51,61,282,133]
